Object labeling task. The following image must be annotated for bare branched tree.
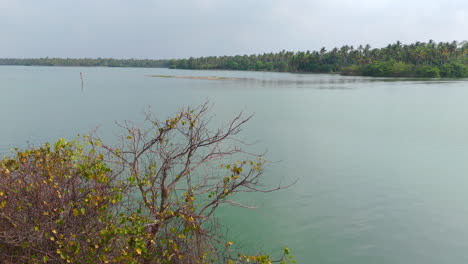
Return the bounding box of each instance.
[96,102,291,263]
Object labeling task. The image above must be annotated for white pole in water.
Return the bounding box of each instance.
[80,72,84,91]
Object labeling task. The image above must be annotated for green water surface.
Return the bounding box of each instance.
[1,66,468,263]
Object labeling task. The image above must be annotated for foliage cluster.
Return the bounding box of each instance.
[0,40,468,78]
[2,40,466,78]
[168,40,468,78]
[342,61,467,78]
[0,58,170,68]
[0,104,294,264]
[0,139,120,263]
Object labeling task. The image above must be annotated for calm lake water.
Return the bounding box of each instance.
[1,66,468,263]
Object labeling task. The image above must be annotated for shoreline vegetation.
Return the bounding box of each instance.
[168,40,467,78]
[1,40,467,78]
[0,58,170,68]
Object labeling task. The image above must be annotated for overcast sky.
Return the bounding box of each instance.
[1,0,466,59]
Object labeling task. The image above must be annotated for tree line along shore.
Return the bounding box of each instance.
[2,40,467,78]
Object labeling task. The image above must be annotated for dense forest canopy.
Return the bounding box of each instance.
[169,40,468,78]
[0,57,170,68]
[1,40,467,77]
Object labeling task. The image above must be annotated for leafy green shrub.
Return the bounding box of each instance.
[361,62,393,77]
[416,65,441,78]
[389,62,415,77]
[0,104,294,264]
[0,139,120,263]
[340,65,361,76]
[440,63,468,78]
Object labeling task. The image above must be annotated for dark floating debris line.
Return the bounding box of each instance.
[146,75,250,81]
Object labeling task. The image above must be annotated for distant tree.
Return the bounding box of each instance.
[2,40,466,78]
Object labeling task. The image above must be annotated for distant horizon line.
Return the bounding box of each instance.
[1,39,466,61]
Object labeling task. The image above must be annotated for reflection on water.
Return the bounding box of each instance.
[176,72,467,89]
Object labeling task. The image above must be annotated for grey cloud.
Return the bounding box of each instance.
[0,0,466,59]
